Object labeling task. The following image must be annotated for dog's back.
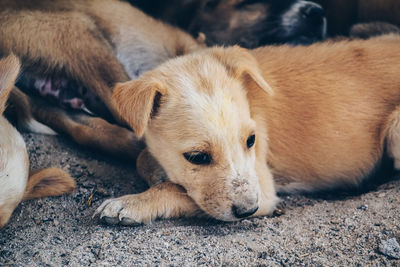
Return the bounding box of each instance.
[250,35,400,189]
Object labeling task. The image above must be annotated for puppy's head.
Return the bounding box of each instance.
[189,0,327,48]
[0,54,20,115]
[113,46,272,221]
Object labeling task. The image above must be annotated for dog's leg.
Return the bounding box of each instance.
[23,168,76,200]
[136,148,168,186]
[29,96,144,161]
[93,181,202,225]
[5,87,56,135]
[1,11,130,123]
[385,107,400,170]
[251,160,280,217]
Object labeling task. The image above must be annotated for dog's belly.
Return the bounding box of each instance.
[0,116,28,209]
[115,43,170,81]
[113,23,172,80]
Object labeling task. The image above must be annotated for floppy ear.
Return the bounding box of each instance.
[211,46,273,95]
[0,54,20,114]
[112,75,166,138]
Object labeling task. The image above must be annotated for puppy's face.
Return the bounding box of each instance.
[189,0,327,48]
[114,47,273,221]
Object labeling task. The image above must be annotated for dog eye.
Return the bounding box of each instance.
[246,134,256,149]
[183,152,212,165]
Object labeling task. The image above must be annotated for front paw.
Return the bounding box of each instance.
[93,194,153,225]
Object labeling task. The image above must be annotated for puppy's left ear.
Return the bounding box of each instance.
[112,74,166,138]
[211,46,273,95]
[0,54,20,114]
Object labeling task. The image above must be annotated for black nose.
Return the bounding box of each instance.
[232,205,259,219]
[301,4,325,25]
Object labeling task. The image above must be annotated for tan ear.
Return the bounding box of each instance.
[0,54,20,114]
[112,75,166,138]
[211,46,273,95]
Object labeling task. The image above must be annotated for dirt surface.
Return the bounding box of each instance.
[1,133,400,266]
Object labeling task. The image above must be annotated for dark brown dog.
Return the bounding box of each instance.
[131,0,327,48]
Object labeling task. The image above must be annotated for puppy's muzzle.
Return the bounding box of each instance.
[232,204,259,219]
[300,3,325,26]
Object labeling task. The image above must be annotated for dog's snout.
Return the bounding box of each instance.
[301,4,324,25]
[232,204,259,219]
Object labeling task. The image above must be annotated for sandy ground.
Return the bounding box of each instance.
[1,133,400,266]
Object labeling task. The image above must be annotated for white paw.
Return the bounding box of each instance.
[93,195,150,226]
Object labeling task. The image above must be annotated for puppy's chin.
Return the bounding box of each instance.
[199,206,239,222]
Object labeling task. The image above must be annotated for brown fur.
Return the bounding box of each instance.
[0,54,19,113]
[0,0,202,160]
[350,22,400,39]
[94,35,400,225]
[24,168,76,200]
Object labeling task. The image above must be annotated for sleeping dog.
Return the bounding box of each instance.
[0,55,75,228]
[95,35,400,224]
[131,0,327,47]
[0,0,202,160]
[0,0,327,160]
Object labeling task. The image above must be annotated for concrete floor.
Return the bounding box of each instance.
[1,133,400,266]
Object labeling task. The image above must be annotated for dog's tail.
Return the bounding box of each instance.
[0,54,20,114]
[23,168,76,200]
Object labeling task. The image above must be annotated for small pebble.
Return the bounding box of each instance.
[379,238,400,259]
[358,205,368,211]
[273,208,285,217]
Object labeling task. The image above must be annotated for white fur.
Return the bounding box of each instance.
[0,116,29,213]
[19,118,57,135]
[115,25,170,80]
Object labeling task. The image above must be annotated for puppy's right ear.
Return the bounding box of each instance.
[0,54,20,114]
[112,76,166,138]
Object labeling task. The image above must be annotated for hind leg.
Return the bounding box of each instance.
[0,11,129,123]
[29,95,144,161]
[7,88,144,161]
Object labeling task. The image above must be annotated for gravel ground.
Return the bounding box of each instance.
[1,133,400,266]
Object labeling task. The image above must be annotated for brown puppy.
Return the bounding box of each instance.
[0,0,202,160]
[94,35,400,225]
[0,55,75,228]
[314,0,400,35]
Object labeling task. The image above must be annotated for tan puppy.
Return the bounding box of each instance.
[0,55,76,228]
[0,0,201,160]
[94,35,400,225]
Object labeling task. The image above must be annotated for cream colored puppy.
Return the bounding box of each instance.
[95,35,400,225]
[0,55,75,228]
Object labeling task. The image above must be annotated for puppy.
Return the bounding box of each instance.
[131,0,327,48]
[0,55,76,228]
[94,35,400,225]
[0,0,202,159]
